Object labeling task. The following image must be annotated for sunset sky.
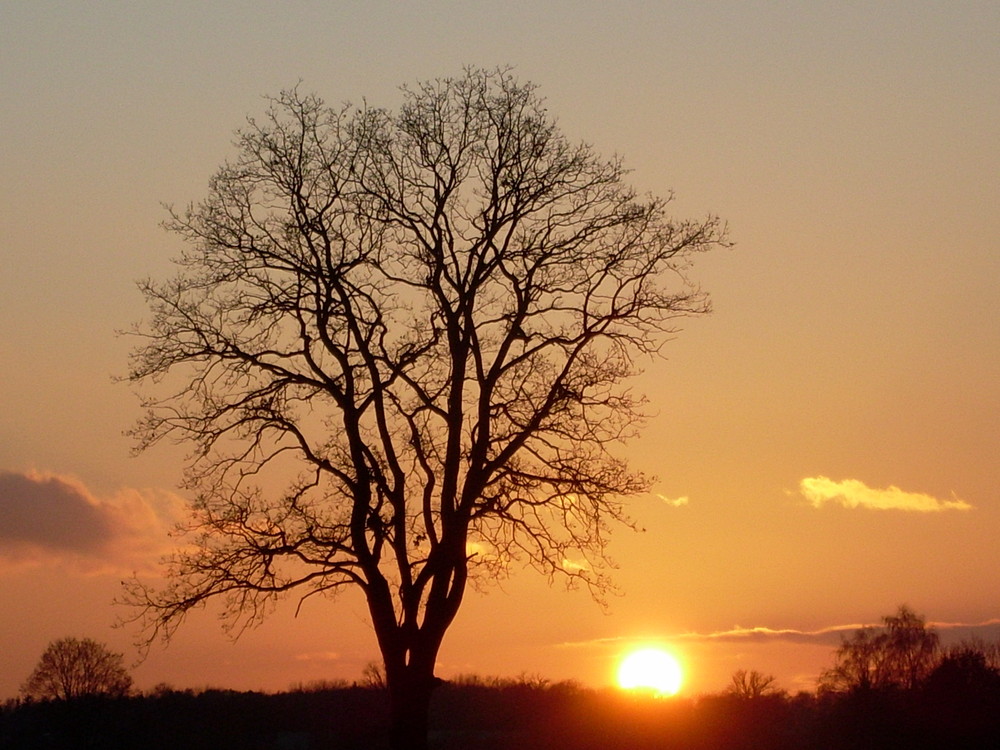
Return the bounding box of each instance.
[2,1,997,699]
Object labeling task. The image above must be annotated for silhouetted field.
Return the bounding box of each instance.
[3,673,999,750]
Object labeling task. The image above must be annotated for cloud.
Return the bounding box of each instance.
[931,619,1000,645]
[686,619,1000,647]
[673,625,854,646]
[294,651,341,662]
[557,619,1000,650]
[656,494,689,508]
[0,471,116,553]
[0,469,185,574]
[799,476,972,512]
[557,626,856,649]
[560,558,589,573]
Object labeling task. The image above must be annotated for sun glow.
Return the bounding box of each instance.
[617,648,683,696]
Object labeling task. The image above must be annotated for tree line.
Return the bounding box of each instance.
[6,607,999,749]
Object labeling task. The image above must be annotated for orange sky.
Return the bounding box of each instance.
[2,1,998,699]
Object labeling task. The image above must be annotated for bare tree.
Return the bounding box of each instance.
[819,605,939,693]
[361,660,387,690]
[881,605,940,690]
[21,637,133,701]
[121,67,724,750]
[819,623,884,693]
[728,669,781,699]
[946,636,1000,671]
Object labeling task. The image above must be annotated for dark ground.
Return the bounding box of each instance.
[3,675,1000,750]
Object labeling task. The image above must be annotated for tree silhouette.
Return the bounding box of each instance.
[727,669,781,699]
[122,67,724,750]
[927,645,1000,696]
[361,660,387,690]
[21,637,133,701]
[819,605,939,693]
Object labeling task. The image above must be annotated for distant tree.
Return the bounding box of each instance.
[121,67,724,750]
[819,605,939,693]
[820,622,883,693]
[926,646,1000,695]
[361,660,387,690]
[947,636,1000,671]
[21,637,132,701]
[728,669,781,699]
[921,642,1000,746]
[882,605,940,689]
[146,681,177,698]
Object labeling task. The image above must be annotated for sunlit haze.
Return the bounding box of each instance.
[1,1,998,700]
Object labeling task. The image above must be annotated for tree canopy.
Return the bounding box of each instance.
[21,637,133,701]
[819,605,940,693]
[122,67,724,749]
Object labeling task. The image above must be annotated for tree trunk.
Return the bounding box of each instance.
[387,668,434,750]
[368,549,465,749]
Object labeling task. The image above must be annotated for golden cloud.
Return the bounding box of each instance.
[800,476,972,512]
[656,494,690,507]
[560,557,589,573]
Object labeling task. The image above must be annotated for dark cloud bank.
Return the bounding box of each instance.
[0,471,119,554]
[0,470,180,571]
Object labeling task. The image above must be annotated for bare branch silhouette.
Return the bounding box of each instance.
[121,67,725,750]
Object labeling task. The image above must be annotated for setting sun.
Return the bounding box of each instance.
[617,648,683,696]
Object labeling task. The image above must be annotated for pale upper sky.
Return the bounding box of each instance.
[2,1,998,698]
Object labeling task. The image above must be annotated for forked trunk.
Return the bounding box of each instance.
[370,546,467,749]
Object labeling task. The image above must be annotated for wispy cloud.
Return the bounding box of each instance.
[799,476,972,512]
[294,651,341,662]
[0,469,185,574]
[557,619,1000,650]
[672,625,855,646]
[556,626,855,649]
[691,619,1000,646]
[656,494,689,508]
